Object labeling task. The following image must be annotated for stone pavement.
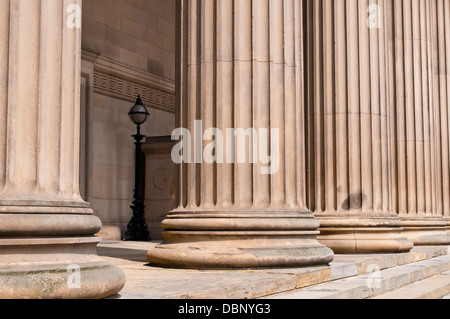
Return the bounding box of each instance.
[97,241,450,299]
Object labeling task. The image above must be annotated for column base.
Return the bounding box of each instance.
[0,237,126,299]
[316,213,414,254]
[147,210,334,269]
[446,217,450,236]
[148,232,334,269]
[400,216,450,246]
[0,203,126,299]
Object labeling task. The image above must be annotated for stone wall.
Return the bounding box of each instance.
[81,0,176,240]
[82,0,176,80]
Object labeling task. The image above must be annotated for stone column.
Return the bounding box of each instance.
[387,0,449,245]
[305,0,413,254]
[0,0,125,298]
[431,0,450,238]
[147,0,334,269]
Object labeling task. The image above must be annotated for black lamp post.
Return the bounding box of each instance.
[125,95,151,241]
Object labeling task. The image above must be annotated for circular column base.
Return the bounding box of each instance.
[317,229,414,254]
[446,217,450,236]
[148,231,334,269]
[148,210,334,269]
[0,237,126,299]
[316,214,414,254]
[401,216,450,246]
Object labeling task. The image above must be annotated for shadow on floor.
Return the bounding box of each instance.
[97,246,150,263]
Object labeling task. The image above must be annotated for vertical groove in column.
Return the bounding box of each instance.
[434,0,442,217]
[284,0,298,209]
[216,0,234,209]
[37,0,63,197]
[404,0,418,215]
[200,0,215,209]
[347,0,362,212]
[252,0,270,209]
[360,0,373,213]
[412,0,425,215]
[195,0,202,208]
[387,0,398,216]
[322,0,335,213]
[269,0,286,208]
[431,0,443,217]
[437,0,450,217]
[73,0,82,198]
[387,0,395,213]
[311,0,323,213]
[421,0,432,215]
[304,0,314,211]
[60,0,69,197]
[185,0,199,209]
[60,0,82,200]
[438,0,447,218]
[445,0,450,224]
[0,0,10,194]
[295,0,307,210]
[5,0,41,196]
[394,0,408,215]
[234,0,253,209]
[370,0,379,212]
[428,0,437,217]
[335,0,349,213]
[378,0,390,213]
[176,0,187,209]
[427,0,438,217]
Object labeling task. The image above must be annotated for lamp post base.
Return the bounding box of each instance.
[125,207,151,242]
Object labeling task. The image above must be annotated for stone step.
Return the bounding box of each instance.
[264,254,450,299]
[371,271,450,299]
[98,242,450,299]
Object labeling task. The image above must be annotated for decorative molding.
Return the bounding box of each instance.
[81,46,175,113]
[81,47,100,64]
[93,68,175,113]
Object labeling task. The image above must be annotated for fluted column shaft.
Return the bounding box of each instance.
[0,0,124,299]
[306,0,413,254]
[387,0,449,245]
[147,0,334,269]
[431,0,450,236]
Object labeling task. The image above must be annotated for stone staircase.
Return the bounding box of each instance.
[99,241,450,299]
[265,247,450,300]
